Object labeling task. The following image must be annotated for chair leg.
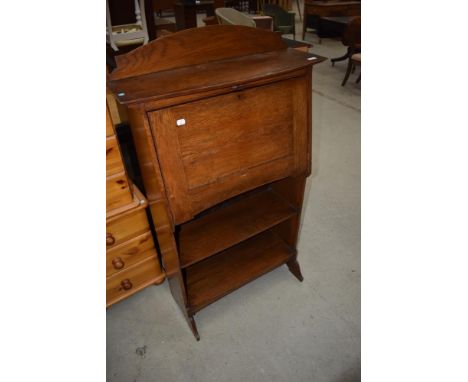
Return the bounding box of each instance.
[331,47,350,66]
[296,0,302,21]
[356,73,361,83]
[342,59,353,86]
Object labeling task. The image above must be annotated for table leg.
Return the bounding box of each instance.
[302,14,307,40]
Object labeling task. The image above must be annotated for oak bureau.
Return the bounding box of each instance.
[108,25,325,339]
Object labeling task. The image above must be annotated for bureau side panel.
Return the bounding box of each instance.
[127,106,190,314]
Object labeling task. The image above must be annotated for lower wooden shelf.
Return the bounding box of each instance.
[185,230,294,314]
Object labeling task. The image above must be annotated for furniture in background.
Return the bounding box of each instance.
[175,0,197,29]
[213,0,226,8]
[106,0,150,51]
[252,15,273,30]
[302,0,360,41]
[106,94,165,307]
[202,15,219,25]
[263,3,296,39]
[282,37,312,52]
[204,10,273,29]
[330,16,360,66]
[202,0,225,25]
[109,25,325,340]
[174,0,216,29]
[215,7,256,26]
[263,0,300,17]
[155,16,177,36]
[318,15,351,38]
[107,0,168,40]
[153,0,176,16]
[342,52,360,86]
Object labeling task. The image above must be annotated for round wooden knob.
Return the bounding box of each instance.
[121,279,133,291]
[106,233,115,246]
[112,257,125,270]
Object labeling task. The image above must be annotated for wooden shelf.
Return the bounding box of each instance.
[178,189,297,268]
[185,230,294,314]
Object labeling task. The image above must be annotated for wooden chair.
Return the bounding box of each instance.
[106,0,149,51]
[263,3,296,39]
[342,52,360,86]
[331,16,360,66]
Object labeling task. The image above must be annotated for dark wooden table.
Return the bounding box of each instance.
[320,15,351,42]
[321,16,353,25]
[325,15,360,65]
[302,0,360,40]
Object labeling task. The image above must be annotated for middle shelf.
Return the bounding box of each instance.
[178,188,298,268]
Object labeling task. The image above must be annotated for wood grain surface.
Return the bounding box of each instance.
[106,231,155,277]
[110,49,325,105]
[106,171,133,211]
[186,230,294,313]
[149,77,309,223]
[111,25,287,81]
[179,189,297,268]
[106,135,125,177]
[106,256,164,307]
[106,207,149,250]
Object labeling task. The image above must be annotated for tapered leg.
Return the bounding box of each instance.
[287,259,304,282]
[188,316,200,341]
[342,60,353,86]
[356,73,361,83]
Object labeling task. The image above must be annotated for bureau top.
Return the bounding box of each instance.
[108,25,326,106]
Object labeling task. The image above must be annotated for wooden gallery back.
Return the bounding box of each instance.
[108,25,325,340]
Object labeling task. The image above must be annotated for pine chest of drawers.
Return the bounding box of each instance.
[106,99,165,307]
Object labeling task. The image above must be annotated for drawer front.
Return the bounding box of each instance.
[106,208,149,249]
[106,256,163,306]
[149,77,309,224]
[106,172,133,211]
[106,231,155,277]
[106,135,125,177]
